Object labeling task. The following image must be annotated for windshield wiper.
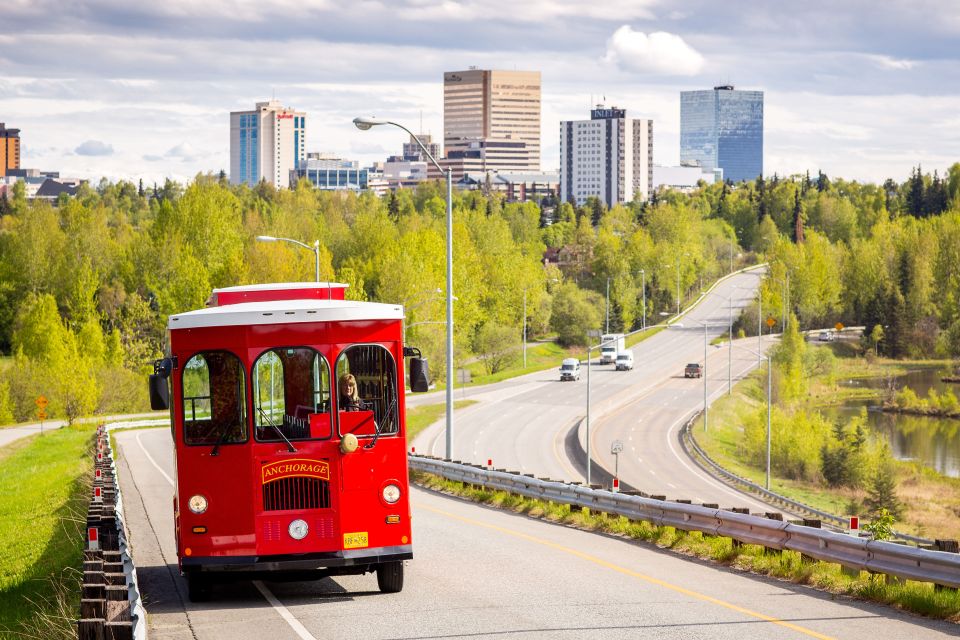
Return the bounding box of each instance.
[363,396,397,450]
[210,417,243,456]
[257,407,297,453]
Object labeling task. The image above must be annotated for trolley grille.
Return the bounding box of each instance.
[262,477,331,511]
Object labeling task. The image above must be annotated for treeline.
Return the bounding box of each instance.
[1,162,958,423]
[0,176,736,422]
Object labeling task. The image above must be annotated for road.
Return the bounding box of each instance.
[114,427,957,639]
[413,268,778,510]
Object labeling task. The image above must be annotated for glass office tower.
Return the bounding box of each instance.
[680,86,763,183]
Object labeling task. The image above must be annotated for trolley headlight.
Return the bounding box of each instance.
[288,519,309,540]
[188,494,208,514]
[382,484,401,504]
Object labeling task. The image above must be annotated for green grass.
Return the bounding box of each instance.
[0,425,94,639]
[406,400,478,444]
[412,470,960,622]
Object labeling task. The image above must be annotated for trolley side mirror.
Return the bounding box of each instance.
[404,347,430,393]
[149,357,176,411]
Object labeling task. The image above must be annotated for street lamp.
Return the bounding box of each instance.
[605,278,610,334]
[585,321,681,485]
[354,116,455,460]
[724,342,774,490]
[639,269,646,331]
[256,235,320,283]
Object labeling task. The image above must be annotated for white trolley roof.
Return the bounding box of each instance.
[169,298,404,330]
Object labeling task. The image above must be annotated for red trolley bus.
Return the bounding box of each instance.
[149,282,430,600]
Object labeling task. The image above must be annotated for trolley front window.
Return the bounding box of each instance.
[335,344,399,438]
[182,351,247,446]
[253,347,332,441]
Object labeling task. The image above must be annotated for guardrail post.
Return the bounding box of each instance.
[763,513,783,556]
[799,519,821,563]
[728,508,749,549]
[933,540,959,592]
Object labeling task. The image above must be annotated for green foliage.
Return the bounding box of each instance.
[865,447,903,518]
[472,322,519,375]
[863,508,896,541]
[550,283,602,347]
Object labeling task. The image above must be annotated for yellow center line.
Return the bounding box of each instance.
[418,502,836,640]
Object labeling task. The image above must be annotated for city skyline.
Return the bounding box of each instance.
[2,1,958,185]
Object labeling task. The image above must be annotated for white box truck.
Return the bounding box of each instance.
[599,333,625,364]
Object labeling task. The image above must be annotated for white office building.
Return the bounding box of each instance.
[230,100,306,188]
[559,106,653,207]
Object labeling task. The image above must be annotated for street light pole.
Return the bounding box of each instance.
[353,116,455,459]
[256,235,320,283]
[728,290,734,395]
[522,288,527,369]
[766,354,772,490]
[640,269,646,331]
[675,261,681,317]
[703,321,708,431]
[605,278,610,334]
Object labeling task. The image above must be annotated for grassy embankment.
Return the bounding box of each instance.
[411,470,960,622]
[0,425,94,639]
[693,344,960,540]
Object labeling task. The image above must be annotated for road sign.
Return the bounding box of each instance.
[766,316,776,328]
[610,440,623,454]
[835,322,845,332]
[37,409,47,421]
[849,516,860,535]
[35,395,48,409]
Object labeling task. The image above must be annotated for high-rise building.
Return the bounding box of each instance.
[230,100,306,188]
[442,69,541,174]
[0,123,21,178]
[402,134,440,163]
[680,86,763,183]
[559,106,653,207]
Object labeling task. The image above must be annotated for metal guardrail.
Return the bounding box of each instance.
[79,424,148,640]
[678,413,934,546]
[409,455,960,589]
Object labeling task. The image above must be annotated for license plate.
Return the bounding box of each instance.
[343,531,368,549]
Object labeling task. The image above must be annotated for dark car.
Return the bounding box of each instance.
[684,363,703,378]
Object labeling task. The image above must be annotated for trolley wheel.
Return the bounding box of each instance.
[187,572,212,602]
[376,561,404,593]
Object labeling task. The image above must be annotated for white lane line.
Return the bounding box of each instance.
[253,581,319,640]
[133,430,318,639]
[136,431,174,487]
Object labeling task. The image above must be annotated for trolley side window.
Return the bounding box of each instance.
[253,347,332,441]
[182,351,248,446]
[335,345,399,438]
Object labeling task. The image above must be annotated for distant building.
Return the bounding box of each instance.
[458,171,559,203]
[680,86,763,183]
[443,69,541,174]
[559,106,653,207]
[653,162,721,193]
[291,153,368,192]
[230,100,306,188]
[380,157,429,192]
[402,134,440,163]
[0,123,21,177]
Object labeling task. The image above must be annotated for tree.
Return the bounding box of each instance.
[472,322,519,375]
[792,188,805,244]
[550,283,602,347]
[864,447,903,518]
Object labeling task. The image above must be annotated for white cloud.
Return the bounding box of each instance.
[865,54,917,71]
[75,140,114,156]
[604,26,704,76]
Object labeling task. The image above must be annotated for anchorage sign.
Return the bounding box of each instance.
[262,458,330,484]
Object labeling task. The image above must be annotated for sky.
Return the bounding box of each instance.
[2,0,959,186]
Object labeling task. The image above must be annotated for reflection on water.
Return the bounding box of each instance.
[823,367,960,478]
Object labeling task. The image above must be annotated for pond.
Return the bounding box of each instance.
[819,367,960,478]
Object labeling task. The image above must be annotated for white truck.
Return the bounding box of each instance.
[599,333,625,365]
